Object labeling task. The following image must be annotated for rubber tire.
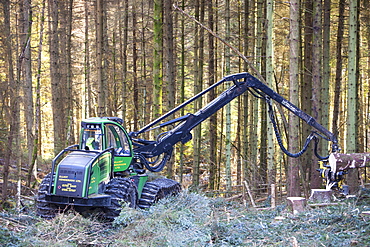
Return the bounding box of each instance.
[36,173,67,219]
[103,177,138,220]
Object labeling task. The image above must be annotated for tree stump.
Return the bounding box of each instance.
[286,197,306,215]
[309,189,332,203]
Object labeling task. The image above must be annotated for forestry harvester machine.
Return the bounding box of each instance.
[37,73,353,219]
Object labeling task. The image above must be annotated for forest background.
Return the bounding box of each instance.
[0,0,369,205]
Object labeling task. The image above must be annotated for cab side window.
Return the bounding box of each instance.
[106,124,131,156]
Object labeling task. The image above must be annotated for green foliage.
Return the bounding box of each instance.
[113,191,212,246]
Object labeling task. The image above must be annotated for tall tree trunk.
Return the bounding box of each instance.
[332,0,344,144]
[21,0,34,168]
[179,0,186,185]
[28,0,46,187]
[242,0,250,185]
[192,0,201,188]
[153,0,163,120]
[288,0,301,197]
[65,0,73,145]
[346,0,359,193]
[303,0,314,190]
[321,0,330,152]
[1,0,18,203]
[266,0,275,191]
[96,0,106,116]
[84,0,92,118]
[120,0,128,122]
[164,0,176,179]
[132,1,139,130]
[225,0,232,192]
[310,0,323,189]
[49,0,65,154]
[208,0,217,190]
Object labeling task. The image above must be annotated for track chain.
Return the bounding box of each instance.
[138,178,181,209]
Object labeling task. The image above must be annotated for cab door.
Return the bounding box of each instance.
[105,123,133,172]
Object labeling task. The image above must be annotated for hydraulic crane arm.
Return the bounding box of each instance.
[130,73,338,172]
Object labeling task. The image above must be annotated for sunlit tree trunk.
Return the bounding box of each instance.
[242,0,250,185]
[249,0,258,189]
[310,0,322,189]
[192,0,201,188]
[332,0,344,145]
[120,0,128,122]
[132,1,139,130]
[225,0,232,192]
[20,0,34,169]
[321,0,330,152]
[84,0,92,118]
[49,0,65,154]
[346,0,359,193]
[153,0,163,120]
[302,0,314,190]
[28,0,46,187]
[179,0,186,185]
[1,0,18,203]
[266,0,275,192]
[287,0,301,197]
[164,0,175,179]
[96,0,106,116]
[208,0,217,190]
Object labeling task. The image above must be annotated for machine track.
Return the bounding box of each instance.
[138,178,181,209]
[36,173,67,219]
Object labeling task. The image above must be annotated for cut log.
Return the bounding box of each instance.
[328,153,370,173]
[286,197,306,215]
[309,189,332,203]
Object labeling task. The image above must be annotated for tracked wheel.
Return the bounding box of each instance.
[138,178,181,209]
[103,177,138,220]
[36,173,67,219]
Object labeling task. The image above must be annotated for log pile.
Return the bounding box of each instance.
[328,153,370,173]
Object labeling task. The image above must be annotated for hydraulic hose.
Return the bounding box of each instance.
[136,151,173,173]
[266,98,329,160]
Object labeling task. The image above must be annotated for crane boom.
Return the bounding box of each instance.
[130,73,338,172]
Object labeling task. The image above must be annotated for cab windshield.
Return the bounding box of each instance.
[81,128,102,151]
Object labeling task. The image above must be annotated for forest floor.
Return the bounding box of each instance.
[0,188,370,246]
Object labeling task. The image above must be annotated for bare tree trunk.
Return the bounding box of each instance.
[120,0,128,122]
[208,0,217,190]
[132,1,139,130]
[84,0,92,118]
[288,0,301,197]
[242,0,250,186]
[225,0,232,192]
[192,0,201,188]
[332,0,344,144]
[21,0,34,169]
[49,0,65,154]
[266,0,275,192]
[164,0,176,179]
[1,0,18,203]
[310,0,323,189]
[303,0,314,190]
[96,0,105,116]
[179,0,186,185]
[28,0,46,187]
[347,0,359,193]
[153,0,163,120]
